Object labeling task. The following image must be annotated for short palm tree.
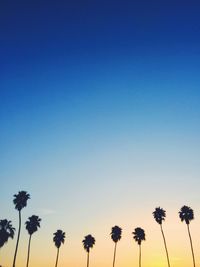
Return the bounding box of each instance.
[0,219,15,248]
[25,215,41,267]
[132,227,145,267]
[13,191,30,267]
[82,234,95,267]
[110,226,122,267]
[53,230,65,267]
[153,207,170,267]
[179,205,196,267]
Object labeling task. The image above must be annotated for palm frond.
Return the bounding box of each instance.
[179,205,194,225]
[82,234,95,253]
[111,225,122,242]
[53,230,65,248]
[13,191,30,211]
[25,215,41,235]
[132,227,145,245]
[153,207,166,224]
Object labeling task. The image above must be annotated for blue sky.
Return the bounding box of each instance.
[1,0,200,215]
[1,1,200,266]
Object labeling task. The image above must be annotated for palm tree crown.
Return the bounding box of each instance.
[153,207,166,224]
[25,215,41,235]
[13,191,30,267]
[153,207,171,267]
[82,234,95,253]
[133,227,146,245]
[53,230,65,249]
[179,205,194,225]
[0,219,15,248]
[111,226,122,242]
[13,191,30,211]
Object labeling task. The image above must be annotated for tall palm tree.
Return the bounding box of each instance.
[82,234,95,267]
[110,226,122,267]
[179,205,196,267]
[132,227,145,267]
[53,230,65,267]
[0,219,15,248]
[25,215,41,267]
[153,207,170,267]
[13,191,30,267]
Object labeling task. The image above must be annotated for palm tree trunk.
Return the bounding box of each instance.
[160,224,170,267]
[26,235,32,267]
[55,248,60,267]
[87,252,90,267]
[13,210,21,267]
[187,224,196,267]
[113,242,117,267]
[139,245,141,267]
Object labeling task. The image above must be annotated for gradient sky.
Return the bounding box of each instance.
[1,1,200,267]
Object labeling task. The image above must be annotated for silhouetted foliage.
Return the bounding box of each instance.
[179,205,196,267]
[153,207,170,267]
[153,207,166,224]
[82,234,95,253]
[133,227,145,245]
[13,191,30,211]
[25,215,41,235]
[179,205,194,225]
[82,234,95,267]
[111,226,122,267]
[53,230,65,267]
[1,189,199,267]
[25,215,41,267]
[53,230,65,249]
[133,227,145,267]
[13,191,30,267]
[0,219,15,248]
[111,225,122,243]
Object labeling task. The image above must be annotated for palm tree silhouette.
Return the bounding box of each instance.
[179,205,196,267]
[110,226,122,267]
[25,215,41,267]
[13,191,30,267]
[0,219,15,248]
[133,227,145,267]
[53,230,65,267]
[153,207,170,267]
[82,234,95,267]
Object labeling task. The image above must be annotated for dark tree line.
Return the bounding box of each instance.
[0,191,197,267]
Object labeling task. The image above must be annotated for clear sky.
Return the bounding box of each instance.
[1,1,200,267]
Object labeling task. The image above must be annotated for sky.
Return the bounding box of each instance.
[1,1,200,267]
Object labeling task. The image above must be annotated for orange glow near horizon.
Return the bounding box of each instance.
[2,205,200,267]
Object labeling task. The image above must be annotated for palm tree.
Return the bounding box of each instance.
[82,234,95,267]
[179,205,196,267]
[110,226,122,267]
[153,207,170,267]
[13,191,30,267]
[53,230,65,267]
[132,227,145,267]
[0,219,15,248]
[25,215,41,267]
